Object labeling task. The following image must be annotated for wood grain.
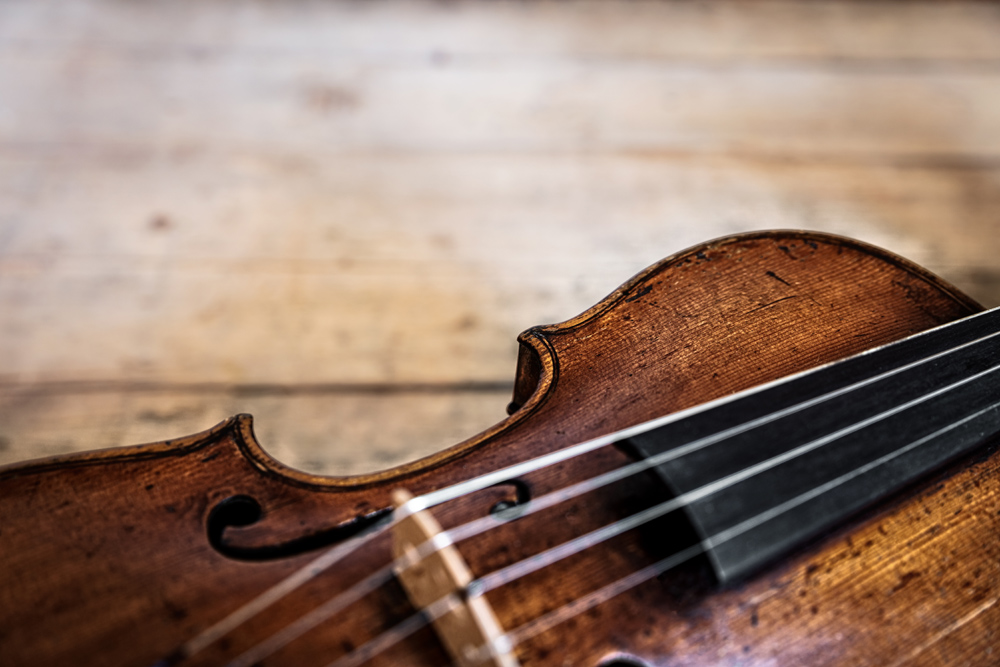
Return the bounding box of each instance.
[2,232,995,666]
[1,0,999,474]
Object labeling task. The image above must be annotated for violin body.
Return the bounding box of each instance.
[2,231,998,666]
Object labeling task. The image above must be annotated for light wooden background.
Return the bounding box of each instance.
[2,0,999,475]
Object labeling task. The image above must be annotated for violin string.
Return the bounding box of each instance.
[342,397,1000,667]
[236,360,1000,667]
[168,311,1000,664]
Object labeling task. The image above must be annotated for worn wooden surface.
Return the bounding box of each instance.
[1,0,1000,474]
[3,233,996,666]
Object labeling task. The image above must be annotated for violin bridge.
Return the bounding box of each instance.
[391,490,520,667]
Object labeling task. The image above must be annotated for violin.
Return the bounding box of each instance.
[2,230,998,666]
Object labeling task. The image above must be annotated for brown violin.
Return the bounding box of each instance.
[2,231,998,667]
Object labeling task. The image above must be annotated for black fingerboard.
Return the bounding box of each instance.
[624,307,1000,583]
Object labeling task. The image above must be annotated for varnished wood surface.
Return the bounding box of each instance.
[2,0,1000,474]
[2,232,997,666]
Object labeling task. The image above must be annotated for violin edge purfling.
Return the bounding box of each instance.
[1,230,998,667]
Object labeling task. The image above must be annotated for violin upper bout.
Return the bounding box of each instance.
[505,230,982,433]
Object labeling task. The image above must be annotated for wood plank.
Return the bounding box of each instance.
[2,56,999,159]
[1,154,998,385]
[2,0,999,473]
[2,4,1000,160]
[2,0,1000,63]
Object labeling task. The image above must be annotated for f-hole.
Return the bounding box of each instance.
[207,494,392,561]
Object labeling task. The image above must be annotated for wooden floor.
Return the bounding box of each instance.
[1,0,999,474]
